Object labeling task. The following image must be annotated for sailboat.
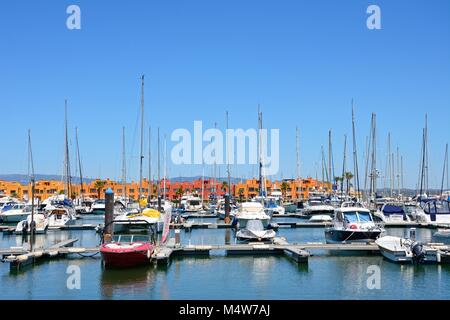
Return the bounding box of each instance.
[16,130,49,234]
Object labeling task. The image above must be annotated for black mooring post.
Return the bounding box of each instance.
[104,188,114,242]
[224,193,231,224]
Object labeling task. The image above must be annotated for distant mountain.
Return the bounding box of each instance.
[0,174,95,185]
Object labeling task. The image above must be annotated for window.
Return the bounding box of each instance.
[357,211,373,222]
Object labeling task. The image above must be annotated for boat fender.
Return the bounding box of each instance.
[147,250,152,259]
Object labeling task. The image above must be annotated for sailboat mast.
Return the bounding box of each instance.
[441,143,448,196]
[138,75,145,205]
[328,130,332,187]
[397,146,400,197]
[122,126,127,201]
[75,127,84,202]
[148,127,152,201]
[28,129,35,242]
[157,127,161,202]
[226,111,231,195]
[351,102,360,199]
[163,134,167,200]
[64,99,72,198]
[371,113,377,200]
[296,126,302,199]
[342,135,347,195]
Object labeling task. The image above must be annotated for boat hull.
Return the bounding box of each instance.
[325,229,382,244]
[2,213,29,223]
[101,244,153,268]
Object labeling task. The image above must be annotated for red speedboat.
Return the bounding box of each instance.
[101,234,155,268]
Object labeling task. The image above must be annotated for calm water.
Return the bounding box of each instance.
[1,216,449,300]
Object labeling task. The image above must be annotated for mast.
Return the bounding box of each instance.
[148,127,152,201]
[419,128,426,199]
[396,147,400,197]
[371,113,377,200]
[157,127,161,208]
[401,155,404,195]
[341,135,347,196]
[75,127,84,202]
[328,130,332,187]
[425,114,429,195]
[28,129,36,245]
[226,111,231,195]
[441,143,448,197]
[296,126,302,199]
[138,75,145,206]
[351,102,360,200]
[163,134,167,200]
[64,100,72,198]
[122,126,127,201]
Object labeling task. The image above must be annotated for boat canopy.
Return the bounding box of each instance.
[246,220,265,231]
[382,205,406,216]
[423,200,450,215]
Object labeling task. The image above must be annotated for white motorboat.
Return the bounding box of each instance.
[373,202,410,223]
[91,199,106,215]
[259,196,286,216]
[236,220,276,242]
[325,206,384,244]
[148,198,173,212]
[302,200,335,217]
[15,213,49,234]
[309,215,333,223]
[183,196,203,213]
[376,236,440,264]
[46,206,76,228]
[0,203,31,223]
[113,207,169,233]
[416,200,450,224]
[234,202,271,229]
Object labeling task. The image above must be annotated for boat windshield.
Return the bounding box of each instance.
[357,211,373,222]
[246,220,264,231]
[189,201,200,206]
[112,235,149,243]
[343,212,359,223]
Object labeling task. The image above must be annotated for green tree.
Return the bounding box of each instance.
[93,179,107,199]
[344,172,354,195]
[281,182,289,198]
[238,188,245,202]
[221,181,229,193]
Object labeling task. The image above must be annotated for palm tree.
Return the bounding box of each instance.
[281,182,289,198]
[238,188,245,202]
[93,179,106,199]
[221,181,229,193]
[175,187,184,208]
[334,176,342,191]
[344,172,354,195]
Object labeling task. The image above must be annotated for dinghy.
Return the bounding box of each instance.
[375,236,440,264]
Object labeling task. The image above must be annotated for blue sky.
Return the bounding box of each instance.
[0,0,449,189]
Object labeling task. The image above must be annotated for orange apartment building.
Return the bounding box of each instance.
[0,177,331,202]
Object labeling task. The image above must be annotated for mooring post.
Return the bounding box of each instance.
[224,193,231,224]
[175,229,181,246]
[104,188,114,242]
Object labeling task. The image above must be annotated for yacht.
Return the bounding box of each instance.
[46,206,77,228]
[302,199,335,217]
[0,203,31,223]
[183,196,203,213]
[373,202,410,223]
[416,200,450,224]
[15,213,49,234]
[234,202,271,230]
[325,204,384,244]
[113,207,169,234]
[254,196,286,216]
[91,199,106,215]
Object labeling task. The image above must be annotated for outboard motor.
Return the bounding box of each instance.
[411,241,425,264]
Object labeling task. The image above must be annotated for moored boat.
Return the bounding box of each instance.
[101,234,155,268]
